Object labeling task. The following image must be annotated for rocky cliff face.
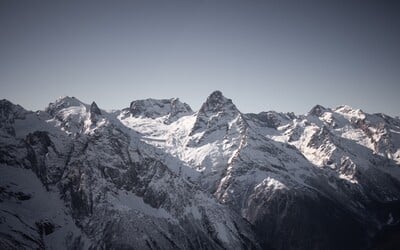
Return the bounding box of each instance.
[1,92,400,249]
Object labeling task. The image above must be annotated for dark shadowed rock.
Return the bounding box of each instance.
[308,104,327,117]
[90,102,101,116]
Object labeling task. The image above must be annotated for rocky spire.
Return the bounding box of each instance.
[90,101,101,124]
[199,90,235,114]
[90,101,101,116]
[189,90,247,140]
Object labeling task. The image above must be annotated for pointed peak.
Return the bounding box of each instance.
[207,90,231,104]
[209,90,224,99]
[189,91,245,140]
[308,104,327,116]
[90,101,101,116]
[200,90,235,114]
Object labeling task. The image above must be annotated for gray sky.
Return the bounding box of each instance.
[1,0,399,116]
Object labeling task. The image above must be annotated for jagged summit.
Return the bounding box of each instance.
[89,101,102,124]
[90,101,101,116]
[308,104,328,117]
[46,96,87,116]
[199,90,236,114]
[189,91,246,142]
[127,98,192,121]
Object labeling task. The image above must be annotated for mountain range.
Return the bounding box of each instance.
[1,90,400,249]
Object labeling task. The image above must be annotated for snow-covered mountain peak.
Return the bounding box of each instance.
[189,91,246,142]
[334,105,366,120]
[45,96,87,116]
[199,90,236,114]
[43,97,108,135]
[127,98,192,123]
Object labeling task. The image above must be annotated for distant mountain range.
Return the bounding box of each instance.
[1,91,400,249]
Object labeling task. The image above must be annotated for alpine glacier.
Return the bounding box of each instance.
[1,91,399,249]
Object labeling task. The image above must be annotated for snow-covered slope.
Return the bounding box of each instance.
[1,92,400,249]
[0,97,258,249]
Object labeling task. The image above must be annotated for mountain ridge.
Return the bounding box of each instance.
[1,91,400,249]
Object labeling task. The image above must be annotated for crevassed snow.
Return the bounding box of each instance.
[117,112,240,174]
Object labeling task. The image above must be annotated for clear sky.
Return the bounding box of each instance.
[1,0,399,116]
